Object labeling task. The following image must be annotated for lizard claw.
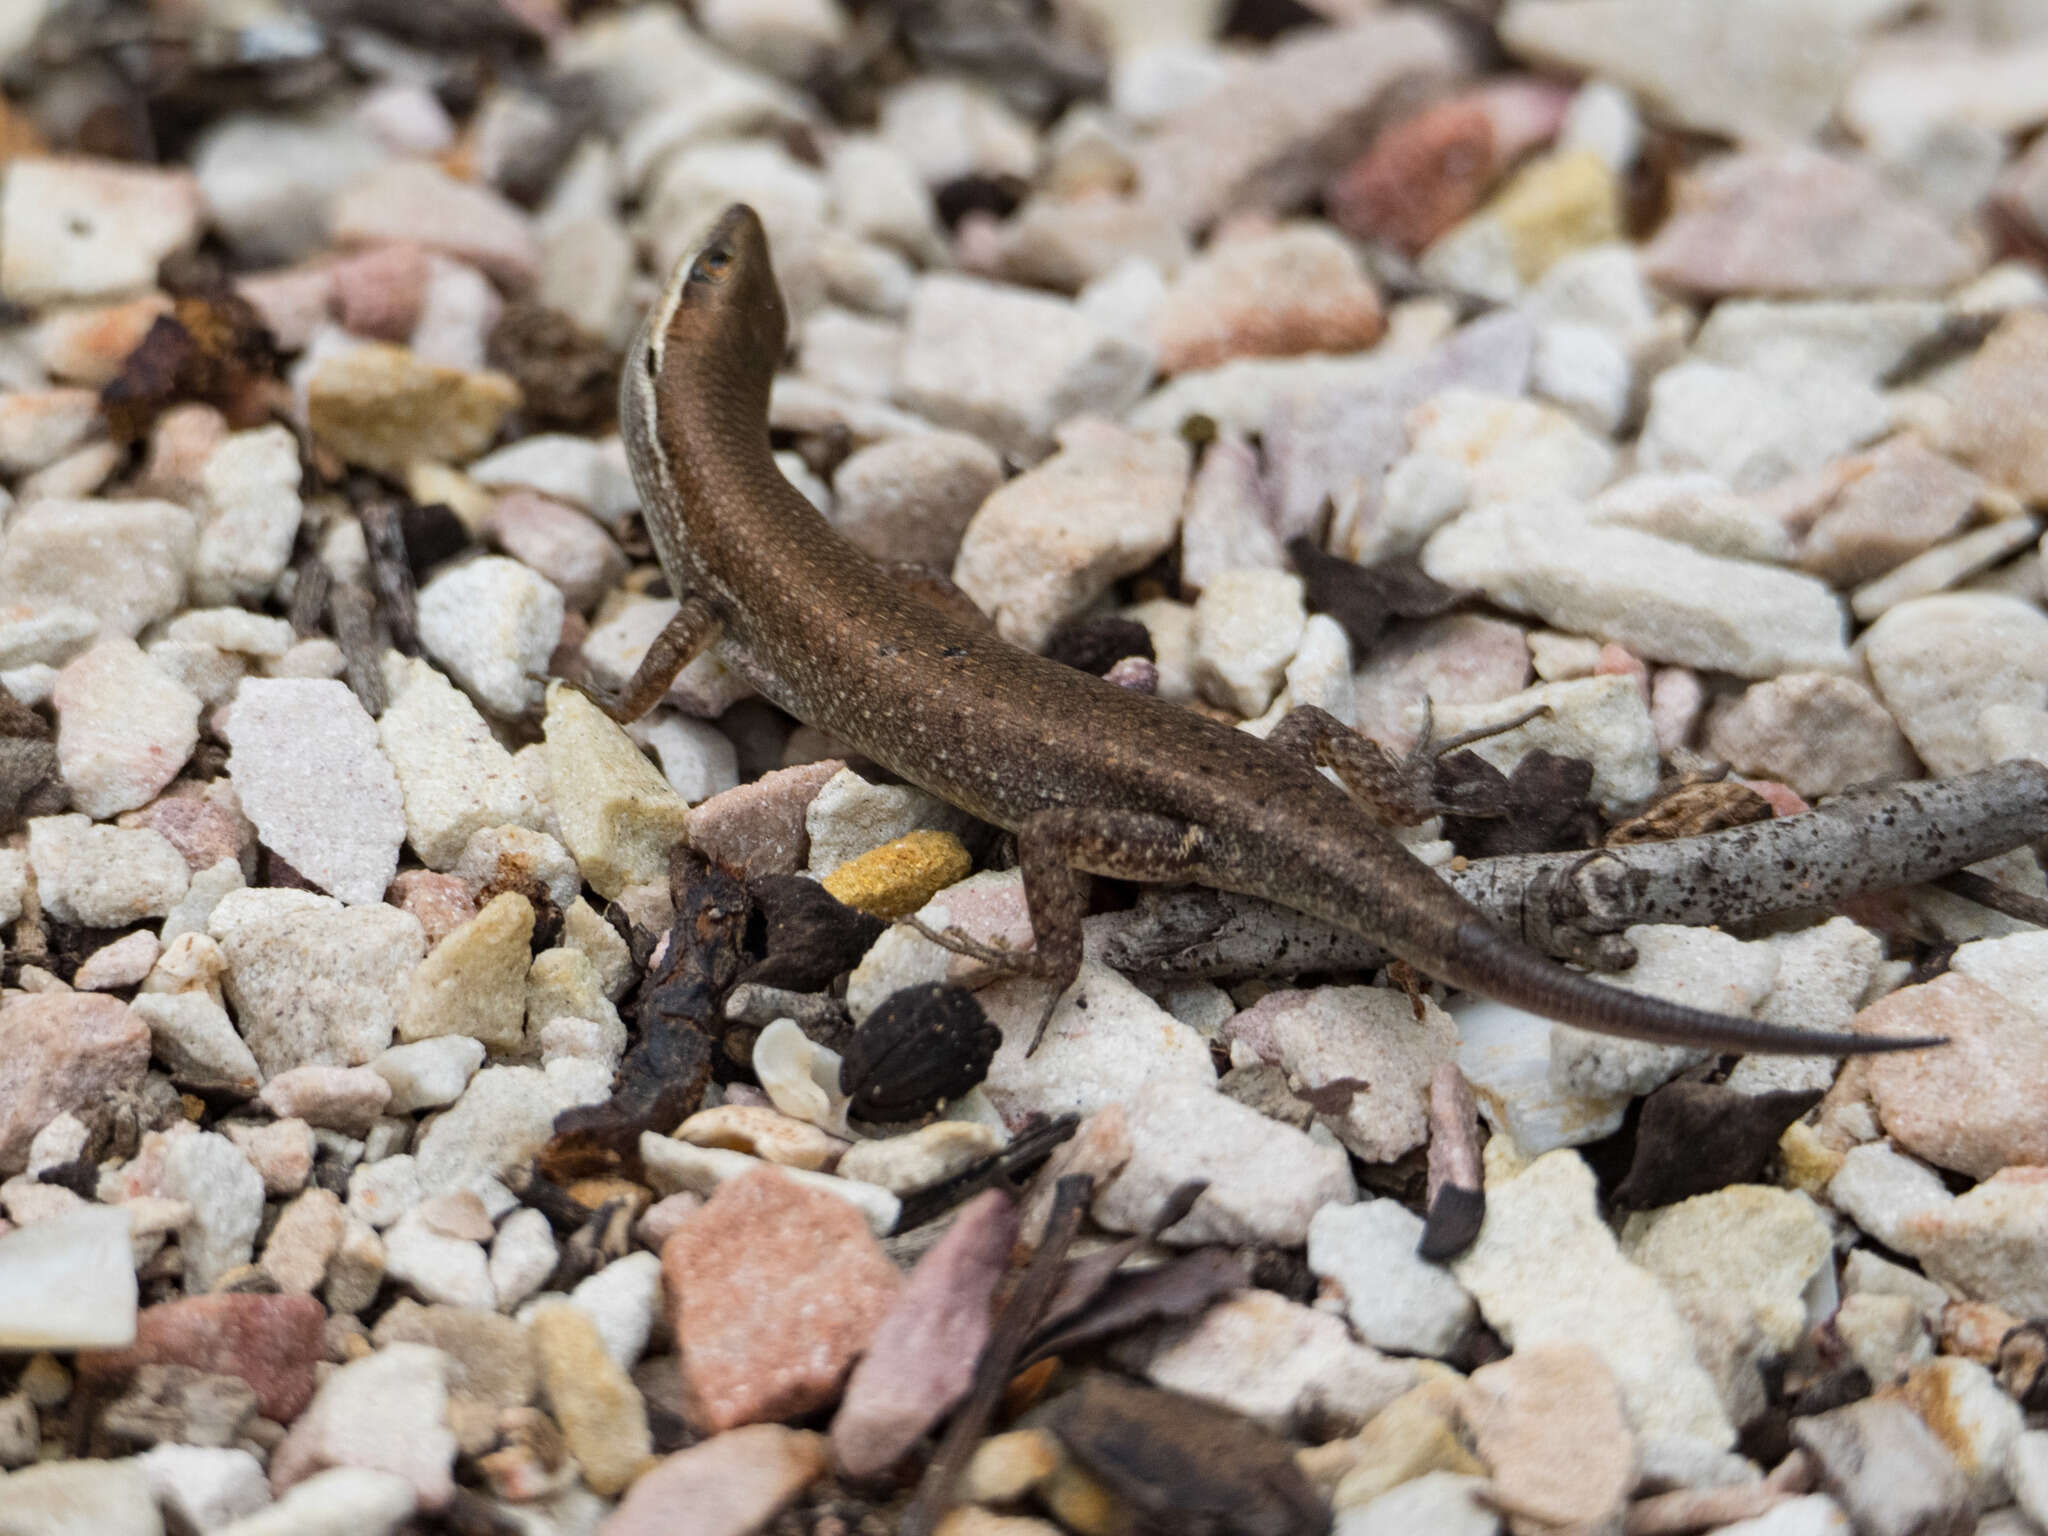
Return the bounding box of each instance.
[899,917,1069,1055]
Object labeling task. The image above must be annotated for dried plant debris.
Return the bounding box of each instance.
[741,874,888,992]
[1045,1374,1329,1536]
[841,982,1000,1123]
[16,0,2048,1531]
[1610,1082,1826,1211]
[1606,776,1776,846]
[486,300,619,434]
[1438,747,1603,858]
[1287,538,1463,653]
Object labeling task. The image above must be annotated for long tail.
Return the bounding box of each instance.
[1429,918,1941,1055]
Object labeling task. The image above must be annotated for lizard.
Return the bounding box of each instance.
[594,201,1938,1061]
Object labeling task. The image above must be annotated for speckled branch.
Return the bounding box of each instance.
[1094,760,2048,980]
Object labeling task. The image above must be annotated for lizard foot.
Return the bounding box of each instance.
[899,917,1069,1055]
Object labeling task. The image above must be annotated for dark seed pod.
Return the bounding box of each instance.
[841,983,1000,1121]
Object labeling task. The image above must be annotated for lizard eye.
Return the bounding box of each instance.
[691,245,732,284]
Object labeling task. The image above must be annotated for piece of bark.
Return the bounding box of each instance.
[1611,1082,1825,1211]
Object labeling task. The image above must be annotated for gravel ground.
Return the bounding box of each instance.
[3,1,2048,1534]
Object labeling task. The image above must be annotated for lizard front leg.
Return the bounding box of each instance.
[905,806,1210,1052]
[1267,701,1549,825]
[560,593,723,724]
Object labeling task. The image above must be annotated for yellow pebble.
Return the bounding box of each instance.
[1777,1120,1845,1196]
[821,829,973,918]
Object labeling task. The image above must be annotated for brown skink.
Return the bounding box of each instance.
[602,202,1936,1060]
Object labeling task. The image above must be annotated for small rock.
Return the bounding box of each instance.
[1621,1186,1833,1425]
[397,892,535,1055]
[217,1467,413,1536]
[224,1119,315,1198]
[676,1105,848,1172]
[371,1036,486,1115]
[1637,361,1888,494]
[0,1205,138,1350]
[416,558,564,721]
[1337,1470,1499,1536]
[489,1209,557,1312]
[0,498,195,638]
[262,1189,346,1295]
[530,1301,651,1497]
[100,1362,258,1451]
[29,814,190,927]
[1462,1343,1635,1528]
[131,991,261,1096]
[52,638,200,819]
[1236,986,1457,1163]
[331,161,538,289]
[0,157,201,304]
[1792,1398,1972,1536]
[0,387,102,475]
[307,343,520,477]
[895,274,1154,463]
[820,830,973,920]
[1863,593,2048,776]
[1412,389,1617,506]
[1953,309,2048,503]
[953,419,1188,650]
[1421,500,1850,678]
[260,1066,394,1138]
[640,1137,900,1235]
[142,1445,270,1534]
[831,1190,1015,1477]
[1135,13,1467,229]
[980,959,1218,1128]
[1153,224,1382,374]
[223,679,404,907]
[541,684,692,900]
[1797,436,1986,587]
[1851,518,2044,622]
[161,1131,265,1294]
[598,1425,826,1536]
[485,492,629,613]
[1855,970,2048,1179]
[209,887,425,1076]
[1886,1357,2022,1509]
[1094,1080,1353,1248]
[90,1292,325,1423]
[828,431,1003,571]
[193,425,303,609]
[72,930,161,991]
[0,991,150,1175]
[413,1061,612,1204]
[834,1121,1004,1193]
[269,1342,457,1509]
[1643,147,1975,297]
[659,1166,901,1433]
[1190,568,1305,718]
[1706,673,1917,801]
[1454,1149,1735,1449]
[1139,1288,1414,1437]
[1307,1200,1474,1357]
[377,658,544,869]
[0,1457,161,1536]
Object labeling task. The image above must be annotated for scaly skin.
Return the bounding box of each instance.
[607,203,1937,1059]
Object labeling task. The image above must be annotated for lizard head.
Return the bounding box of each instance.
[619,202,789,575]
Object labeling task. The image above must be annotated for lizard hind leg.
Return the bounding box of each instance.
[899,806,1212,1053]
